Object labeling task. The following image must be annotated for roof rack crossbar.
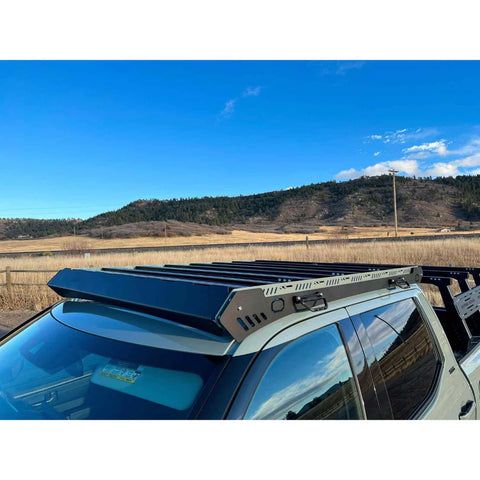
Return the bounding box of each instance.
[169,263,362,279]
[134,265,312,283]
[255,261,480,283]
[212,263,462,285]
[102,267,264,288]
[199,262,377,277]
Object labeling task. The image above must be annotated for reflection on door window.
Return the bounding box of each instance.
[359,298,440,419]
[244,324,362,420]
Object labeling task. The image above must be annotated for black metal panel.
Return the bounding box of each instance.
[48,268,231,336]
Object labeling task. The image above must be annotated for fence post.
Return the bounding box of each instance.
[5,266,12,293]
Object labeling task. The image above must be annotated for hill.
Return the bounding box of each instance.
[79,175,480,230]
[2,175,480,239]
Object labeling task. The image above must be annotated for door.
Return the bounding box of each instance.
[459,345,480,420]
[347,290,476,420]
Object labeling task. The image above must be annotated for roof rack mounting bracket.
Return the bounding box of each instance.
[388,277,410,290]
[293,292,328,312]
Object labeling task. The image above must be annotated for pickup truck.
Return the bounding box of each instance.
[0,260,479,420]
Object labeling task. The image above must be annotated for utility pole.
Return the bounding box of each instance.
[388,169,399,237]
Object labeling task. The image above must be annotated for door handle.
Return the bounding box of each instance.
[459,400,474,419]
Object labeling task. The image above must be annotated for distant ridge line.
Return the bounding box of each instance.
[1,232,479,258]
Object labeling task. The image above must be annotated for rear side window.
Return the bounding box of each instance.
[358,298,441,419]
[244,324,362,420]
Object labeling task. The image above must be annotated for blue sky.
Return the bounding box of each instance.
[1,60,480,219]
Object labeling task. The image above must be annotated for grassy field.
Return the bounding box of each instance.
[0,226,477,253]
[0,236,478,311]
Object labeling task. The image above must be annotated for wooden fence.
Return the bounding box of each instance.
[0,267,58,293]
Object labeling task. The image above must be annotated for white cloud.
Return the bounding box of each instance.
[347,132,480,180]
[449,153,480,169]
[403,140,448,156]
[366,127,439,145]
[374,151,381,157]
[219,86,262,119]
[335,61,365,75]
[321,61,365,76]
[335,160,420,180]
[366,129,407,143]
[388,160,421,175]
[385,128,408,143]
[424,162,460,177]
[219,98,236,118]
[449,137,480,156]
[243,86,261,97]
[335,168,362,180]
[336,153,480,181]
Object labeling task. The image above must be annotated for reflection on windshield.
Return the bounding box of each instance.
[0,314,226,419]
[245,324,361,420]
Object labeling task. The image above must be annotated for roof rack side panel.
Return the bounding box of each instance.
[217,266,422,342]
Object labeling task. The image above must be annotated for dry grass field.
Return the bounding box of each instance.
[1,236,479,311]
[0,226,477,253]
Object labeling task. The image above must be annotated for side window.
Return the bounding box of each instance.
[244,324,363,420]
[358,298,441,419]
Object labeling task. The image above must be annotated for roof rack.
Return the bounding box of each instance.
[48,262,421,342]
[244,260,480,352]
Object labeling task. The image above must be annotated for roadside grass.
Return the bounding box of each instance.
[0,237,479,311]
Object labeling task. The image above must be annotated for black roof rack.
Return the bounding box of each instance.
[48,262,419,341]
[47,261,480,348]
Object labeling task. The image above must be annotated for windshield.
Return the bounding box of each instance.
[0,313,227,419]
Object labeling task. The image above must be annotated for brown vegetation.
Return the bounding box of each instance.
[87,220,231,239]
[0,237,479,312]
[1,226,480,254]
